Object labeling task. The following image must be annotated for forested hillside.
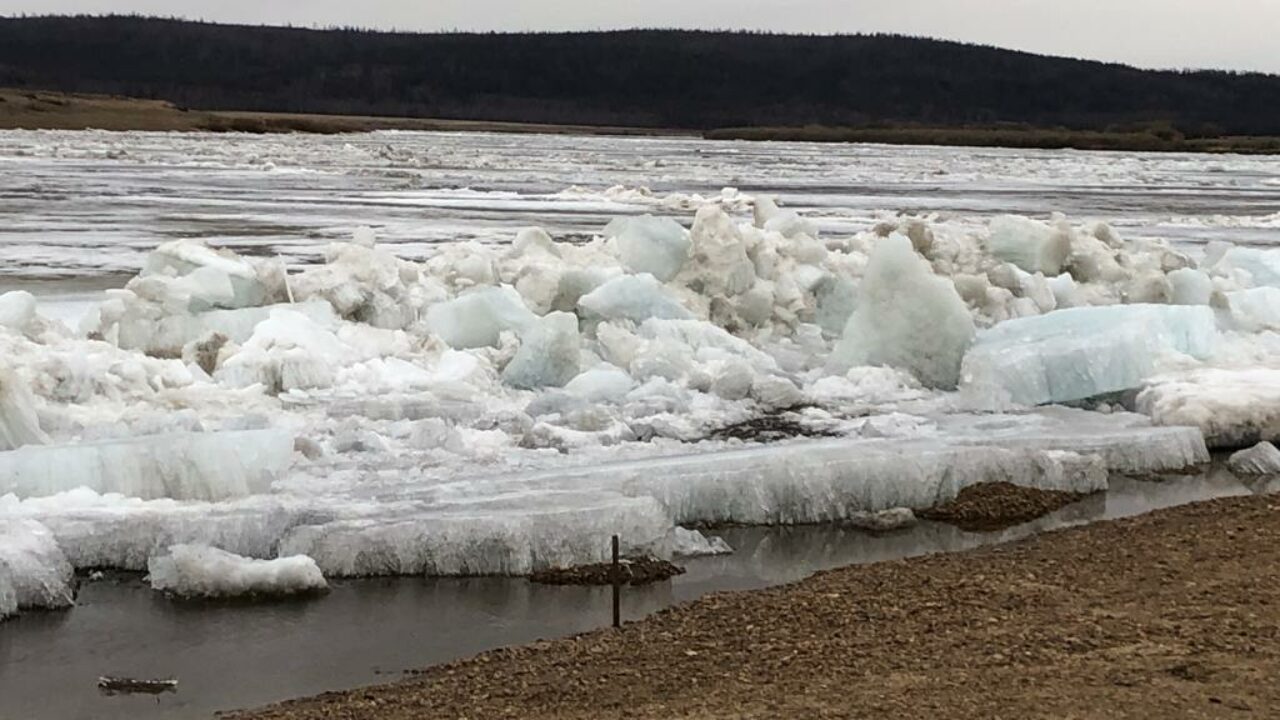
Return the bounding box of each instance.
[3,15,1279,134]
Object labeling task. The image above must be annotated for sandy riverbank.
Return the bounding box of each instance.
[230,492,1280,719]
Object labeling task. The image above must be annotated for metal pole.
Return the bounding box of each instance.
[611,534,621,628]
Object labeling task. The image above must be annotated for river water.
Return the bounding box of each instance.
[3,130,1278,282]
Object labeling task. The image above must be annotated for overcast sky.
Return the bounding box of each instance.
[4,0,1278,74]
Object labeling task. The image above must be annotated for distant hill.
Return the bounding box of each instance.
[3,15,1280,135]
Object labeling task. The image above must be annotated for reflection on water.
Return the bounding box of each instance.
[0,468,1265,720]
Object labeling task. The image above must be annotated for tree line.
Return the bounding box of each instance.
[2,15,1278,135]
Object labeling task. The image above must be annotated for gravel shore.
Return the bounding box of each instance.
[231,494,1280,719]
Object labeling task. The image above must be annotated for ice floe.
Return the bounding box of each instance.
[961,305,1217,408]
[1227,442,1280,476]
[147,544,327,599]
[0,429,294,501]
[1139,368,1280,449]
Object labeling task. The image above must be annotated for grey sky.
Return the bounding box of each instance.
[4,0,1278,74]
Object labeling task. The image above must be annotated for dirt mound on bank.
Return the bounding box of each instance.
[920,481,1093,530]
[529,556,684,586]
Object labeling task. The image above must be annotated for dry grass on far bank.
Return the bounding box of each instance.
[0,88,690,137]
[9,88,1279,155]
[706,124,1280,155]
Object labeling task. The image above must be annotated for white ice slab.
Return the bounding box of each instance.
[934,408,1210,474]
[112,299,337,355]
[578,274,693,323]
[148,544,327,598]
[1223,288,1280,332]
[608,215,691,282]
[1139,368,1280,449]
[502,311,581,389]
[425,285,536,349]
[0,291,38,333]
[0,429,294,501]
[988,215,1072,276]
[962,304,1217,408]
[4,408,1207,579]
[279,494,673,577]
[4,491,314,571]
[1227,442,1280,475]
[143,240,267,309]
[1213,246,1280,288]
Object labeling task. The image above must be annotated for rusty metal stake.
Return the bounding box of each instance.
[611,534,621,628]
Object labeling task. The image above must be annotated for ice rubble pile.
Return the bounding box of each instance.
[147,544,327,598]
[22,203,1276,423]
[1,195,1277,601]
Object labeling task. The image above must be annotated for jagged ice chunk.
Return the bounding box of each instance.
[608,215,691,282]
[831,235,975,389]
[578,274,692,323]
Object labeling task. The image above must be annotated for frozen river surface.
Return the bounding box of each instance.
[3,129,1279,280]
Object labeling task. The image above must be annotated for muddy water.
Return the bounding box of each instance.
[0,469,1266,720]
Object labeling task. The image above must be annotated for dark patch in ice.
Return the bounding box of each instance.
[1063,389,1141,413]
[707,412,841,444]
[554,232,599,246]
[193,332,228,375]
[143,347,183,360]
